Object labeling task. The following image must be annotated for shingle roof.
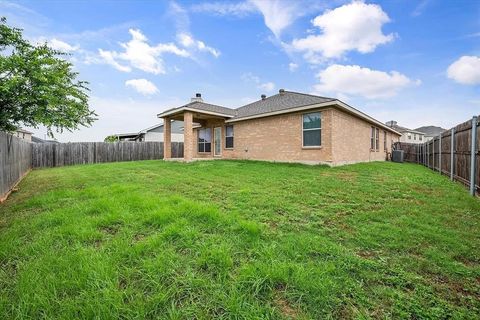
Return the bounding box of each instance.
[161,101,236,117]
[157,90,400,135]
[235,91,335,118]
[414,126,446,136]
[387,124,424,135]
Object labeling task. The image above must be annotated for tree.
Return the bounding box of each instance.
[0,17,96,136]
[104,135,118,142]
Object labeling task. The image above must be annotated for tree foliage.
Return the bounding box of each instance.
[0,17,96,136]
[104,135,118,143]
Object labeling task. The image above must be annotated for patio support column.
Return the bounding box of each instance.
[183,111,194,162]
[163,117,171,159]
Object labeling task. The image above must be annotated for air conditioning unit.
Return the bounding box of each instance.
[392,150,404,163]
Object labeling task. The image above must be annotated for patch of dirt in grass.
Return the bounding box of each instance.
[274,295,300,319]
[356,250,377,260]
[454,256,479,268]
[427,273,480,303]
[273,285,303,319]
[99,224,120,235]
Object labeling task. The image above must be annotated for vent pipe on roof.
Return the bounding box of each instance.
[191,93,203,102]
[261,94,266,100]
[279,88,285,95]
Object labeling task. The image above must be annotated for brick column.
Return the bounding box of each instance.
[163,117,171,159]
[183,111,194,161]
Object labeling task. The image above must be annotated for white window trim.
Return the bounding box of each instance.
[302,112,322,148]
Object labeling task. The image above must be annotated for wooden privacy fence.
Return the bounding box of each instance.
[395,115,479,196]
[0,132,32,201]
[0,134,184,200]
[32,141,183,168]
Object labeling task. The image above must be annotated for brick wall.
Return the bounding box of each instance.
[189,107,400,165]
[330,109,398,164]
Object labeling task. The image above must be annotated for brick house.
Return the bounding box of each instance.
[157,90,401,166]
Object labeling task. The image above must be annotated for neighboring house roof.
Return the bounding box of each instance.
[114,120,185,140]
[31,136,59,144]
[16,128,33,134]
[139,121,184,134]
[157,90,401,135]
[414,126,446,137]
[387,124,424,135]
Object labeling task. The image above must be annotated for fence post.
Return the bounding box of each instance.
[427,140,430,168]
[439,134,442,174]
[470,116,478,196]
[450,128,455,181]
[424,142,426,166]
[433,138,436,170]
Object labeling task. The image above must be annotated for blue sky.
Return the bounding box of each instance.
[2,0,479,141]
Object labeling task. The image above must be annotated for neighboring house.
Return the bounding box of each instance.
[15,128,33,142]
[158,91,401,166]
[114,132,140,142]
[113,121,184,142]
[31,136,59,144]
[136,122,184,142]
[385,121,425,144]
[414,125,446,142]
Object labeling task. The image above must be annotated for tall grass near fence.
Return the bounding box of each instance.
[396,115,479,196]
[0,132,32,201]
[0,132,184,200]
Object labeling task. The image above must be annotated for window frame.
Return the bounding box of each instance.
[302,112,322,148]
[384,131,387,151]
[197,127,212,153]
[375,128,379,151]
[225,125,234,149]
[371,127,375,150]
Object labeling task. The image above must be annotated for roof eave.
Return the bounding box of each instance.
[157,106,235,119]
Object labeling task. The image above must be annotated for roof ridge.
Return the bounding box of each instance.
[187,100,234,110]
[283,90,336,101]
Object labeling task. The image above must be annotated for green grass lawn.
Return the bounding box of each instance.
[0,160,479,319]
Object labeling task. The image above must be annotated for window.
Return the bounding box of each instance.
[198,128,211,153]
[371,127,375,150]
[407,133,412,140]
[414,134,417,140]
[225,125,234,149]
[302,112,321,147]
[384,131,387,151]
[419,135,423,141]
[371,127,380,151]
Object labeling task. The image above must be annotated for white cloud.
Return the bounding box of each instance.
[447,56,480,85]
[411,0,430,17]
[241,73,276,92]
[314,64,419,99]
[98,28,189,74]
[98,49,131,72]
[177,32,220,58]
[258,82,275,91]
[125,79,159,95]
[34,37,80,52]
[191,1,256,16]
[48,38,79,52]
[288,62,298,72]
[292,1,394,60]
[249,0,300,38]
[193,0,325,38]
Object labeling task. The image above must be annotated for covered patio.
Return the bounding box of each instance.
[157,94,235,161]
